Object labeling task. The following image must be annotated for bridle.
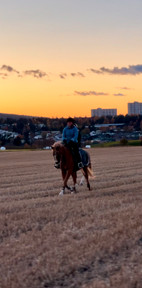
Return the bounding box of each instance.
[53,146,61,169]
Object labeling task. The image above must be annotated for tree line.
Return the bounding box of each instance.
[0,114,142,133]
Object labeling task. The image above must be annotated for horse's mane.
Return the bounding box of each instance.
[52,141,63,148]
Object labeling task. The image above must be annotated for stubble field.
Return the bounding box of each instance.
[0,147,142,288]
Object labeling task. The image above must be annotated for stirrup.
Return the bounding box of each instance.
[54,162,60,169]
[78,162,83,169]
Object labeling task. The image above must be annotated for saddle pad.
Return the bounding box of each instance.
[79,148,90,167]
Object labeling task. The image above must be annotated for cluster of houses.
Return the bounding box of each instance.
[0,129,18,139]
[0,124,63,149]
[0,121,142,150]
[86,124,142,144]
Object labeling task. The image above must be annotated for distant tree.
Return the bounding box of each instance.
[114,115,125,124]
[81,127,90,135]
[95,116,105,124]
[29,119,36,133]
[13,136,21,146]
[140,120,142,131]
[120,138,128,146]
[24,130,30,144]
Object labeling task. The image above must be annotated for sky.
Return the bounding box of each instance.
[0,0,142,117]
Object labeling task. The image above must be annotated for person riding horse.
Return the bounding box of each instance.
[54,118,83,170]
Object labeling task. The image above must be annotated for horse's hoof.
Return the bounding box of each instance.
[71,191,75,194]
[66,185,71,190]
[59,190,64,196]
[70,187,77,194]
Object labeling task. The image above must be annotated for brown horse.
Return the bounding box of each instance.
[52,142,93,195]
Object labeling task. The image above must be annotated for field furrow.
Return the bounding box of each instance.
[0,147,142,288]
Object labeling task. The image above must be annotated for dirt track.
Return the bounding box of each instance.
[0,147,142,288]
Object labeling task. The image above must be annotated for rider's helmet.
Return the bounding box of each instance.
[67,117,75,125]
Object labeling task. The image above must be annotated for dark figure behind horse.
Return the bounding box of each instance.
[52,142,93,195]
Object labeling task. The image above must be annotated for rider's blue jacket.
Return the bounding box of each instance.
[62,125,78,143]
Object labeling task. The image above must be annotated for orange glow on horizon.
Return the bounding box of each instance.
[1,71,142,118]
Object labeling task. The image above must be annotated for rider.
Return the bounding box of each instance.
[62,117,83,169]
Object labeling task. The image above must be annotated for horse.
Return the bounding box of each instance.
[52,141,93,195]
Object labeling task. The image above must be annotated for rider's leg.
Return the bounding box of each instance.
[71,142,83,169]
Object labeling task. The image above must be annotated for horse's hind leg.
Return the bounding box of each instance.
[71,171,77,193]
[79,176,85,186]
[83,167,91,190]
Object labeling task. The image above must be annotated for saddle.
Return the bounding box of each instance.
[79,148,90,167]
[68,147,89,171]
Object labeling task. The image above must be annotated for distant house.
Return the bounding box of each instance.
[34,135,43,140]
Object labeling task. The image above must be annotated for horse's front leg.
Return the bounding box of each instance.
[62,169,73,191]
[59,170,71,196]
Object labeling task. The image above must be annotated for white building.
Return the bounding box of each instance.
[91,108,117,117]
[128,102,142,115]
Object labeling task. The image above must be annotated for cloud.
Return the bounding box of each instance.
[74,90,109,96]
[1,65,19,74]
[0,65,49,80]
[117,87,133,90]
[0,72,8,79]
[0,64,48,79]
[89,68,102,74]
[71,72,85,78]
[59,72,85,79]
[89,65,142,75]
[0,72,8,76]
[59,73,67,79]
[113,93,125,96]
[24,69,47,78]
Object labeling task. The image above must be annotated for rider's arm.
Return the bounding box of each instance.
[62,127,67,141]
[71,126,78,142]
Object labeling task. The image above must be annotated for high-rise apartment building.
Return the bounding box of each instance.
[128,102,142,115]
[91,108,117,117]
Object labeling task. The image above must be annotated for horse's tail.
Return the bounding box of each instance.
[81,164,94,178]
[80,149,95,179]
[87,166,94,178]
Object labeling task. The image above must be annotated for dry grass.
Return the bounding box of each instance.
[0,147,142,288]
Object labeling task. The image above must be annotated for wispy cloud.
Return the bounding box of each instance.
[24,69,47,78]
[59,73,67,79]
[116,87,133,90]
[0,64,48,80]
[1,63,142,82]
[59,72,85,79]
[0,72,8,79]
[113,93,125,96]
[1,65,19,74]
[74,90,109,96]
[89,68,102,74]
[71,72,85,78]
[89,65,142,75]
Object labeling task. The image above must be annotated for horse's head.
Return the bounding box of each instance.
[51,142,63,169]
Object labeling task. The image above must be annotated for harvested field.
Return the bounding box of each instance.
[0,147,142,288]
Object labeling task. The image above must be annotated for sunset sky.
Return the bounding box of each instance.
[1,0,142,117]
